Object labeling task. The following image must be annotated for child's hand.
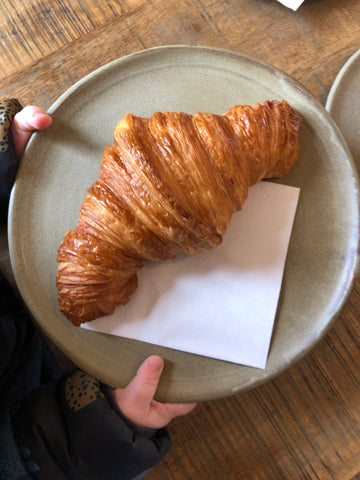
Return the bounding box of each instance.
[113,355,197,429]
[12,105,52,157]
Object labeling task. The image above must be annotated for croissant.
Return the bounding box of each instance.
[57,100,301,326]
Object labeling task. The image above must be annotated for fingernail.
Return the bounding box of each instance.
[148,355,163,372]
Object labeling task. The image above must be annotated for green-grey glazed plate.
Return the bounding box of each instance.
[8,46,359,402]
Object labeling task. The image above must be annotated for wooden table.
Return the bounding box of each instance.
[1,1,360,478]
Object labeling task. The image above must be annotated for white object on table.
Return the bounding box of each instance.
[276,0,305,10]
[83,181,300,370]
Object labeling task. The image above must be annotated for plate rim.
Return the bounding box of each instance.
[326,47,360,277]
[326,47,360,112]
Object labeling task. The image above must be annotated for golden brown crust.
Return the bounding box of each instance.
[56,100,301,326]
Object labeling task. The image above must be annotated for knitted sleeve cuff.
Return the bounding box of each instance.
[0,98,23,224]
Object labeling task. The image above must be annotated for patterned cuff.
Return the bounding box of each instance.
[63,371,160,439]
[0,98,23,223]
[0,99,23,153]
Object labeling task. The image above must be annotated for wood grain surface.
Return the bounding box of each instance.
[1,0,360,478]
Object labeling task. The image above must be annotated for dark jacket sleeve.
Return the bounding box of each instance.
[9,371,171,479]
[1,274,171,480]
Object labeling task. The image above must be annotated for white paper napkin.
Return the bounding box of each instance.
[276,0,305,10]
[82,181,300,369]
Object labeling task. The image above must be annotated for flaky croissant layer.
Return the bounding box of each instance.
[57,100,301,326]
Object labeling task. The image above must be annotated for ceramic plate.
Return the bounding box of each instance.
[326,48,360,171]
[8,46,359,402]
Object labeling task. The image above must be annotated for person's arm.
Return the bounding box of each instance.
[8,355,196,480]
[0,99,56,413]
[0,100,196,480]
[0,99,52,224]
[0,98,23,223]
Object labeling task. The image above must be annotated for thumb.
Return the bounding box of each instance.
[11,106,52,156]
[125,355,164,409]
